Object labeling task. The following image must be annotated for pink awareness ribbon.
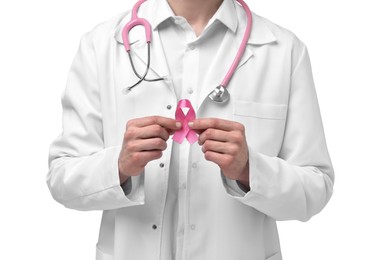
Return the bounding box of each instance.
[173,99,198,144]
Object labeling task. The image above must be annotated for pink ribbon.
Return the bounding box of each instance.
[173,99,198,144]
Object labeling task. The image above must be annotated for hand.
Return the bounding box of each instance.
[118,116,181,184]
[189,118,250,189]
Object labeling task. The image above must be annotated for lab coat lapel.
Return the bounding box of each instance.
[197,29,254,111]
[197,14,277,111]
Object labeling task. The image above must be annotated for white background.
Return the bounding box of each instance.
[0,0,381,259]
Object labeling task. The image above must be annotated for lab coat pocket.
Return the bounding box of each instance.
[233,101,288,156]
[234,101,287,120]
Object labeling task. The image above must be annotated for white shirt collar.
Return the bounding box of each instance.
[206,0,238,33]
[114,0,277,46]
[150,0,238,33]
[150,0,174,31]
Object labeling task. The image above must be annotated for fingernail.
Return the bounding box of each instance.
[176,122,182,128]
[188,122,194,128]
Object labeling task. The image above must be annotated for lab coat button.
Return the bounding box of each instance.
[187,88,194,94]
[190,224,196,230]
[152,224,158,230]
[192,163,197,168]
[166,105,172,110]
[159,163,165,168]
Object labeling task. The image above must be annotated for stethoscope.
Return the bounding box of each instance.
[122,0,252,103]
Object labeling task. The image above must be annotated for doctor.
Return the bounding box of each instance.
[47,0,334,259]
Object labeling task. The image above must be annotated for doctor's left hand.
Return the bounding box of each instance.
[189,118,250,189]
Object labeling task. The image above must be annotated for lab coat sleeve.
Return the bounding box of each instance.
[47,33,144,211]
[225,44,334,221]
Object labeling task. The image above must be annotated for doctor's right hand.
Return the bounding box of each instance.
[118,116,181,184]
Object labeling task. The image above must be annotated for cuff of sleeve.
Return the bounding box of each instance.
[120,175,145,203]
[221,174,247,197]
[111,147,145,206]
[54,146,145,211]
[220,146,262,202]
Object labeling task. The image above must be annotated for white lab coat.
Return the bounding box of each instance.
[47,1,334,260]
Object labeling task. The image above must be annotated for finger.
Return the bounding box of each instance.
[202,140,234,154]
[203,150,231,168]
[135,124,170,140]
[167,129,178,136]
[128,138,167,152]
[133,150,164,166]
[127,116,181,130]
[189,118,243,132]
[198,128,230,145]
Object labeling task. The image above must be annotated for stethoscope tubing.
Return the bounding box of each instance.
[220,0,252,88]
[122,0,151,52]
[121,0,253,98]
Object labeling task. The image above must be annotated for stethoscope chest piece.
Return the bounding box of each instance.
[208,85,230,103]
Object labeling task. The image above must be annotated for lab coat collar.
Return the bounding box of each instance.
[247,14,277,45]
